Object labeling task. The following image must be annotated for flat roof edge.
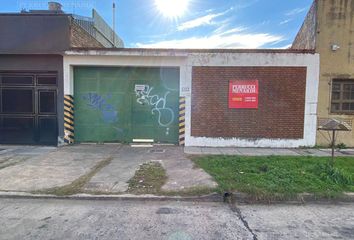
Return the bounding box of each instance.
[0,13,72,16]
[68,47,316,54]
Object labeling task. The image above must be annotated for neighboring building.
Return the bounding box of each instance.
[292,0,354,146]
[0,2,123,145]
[0,2,124,53]
[63,48,319,148]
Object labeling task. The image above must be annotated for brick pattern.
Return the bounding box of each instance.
[292,1,317,50]
[191,66,307,139]
[70,22,104,48]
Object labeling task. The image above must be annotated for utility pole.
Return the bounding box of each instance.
[112,1,116,47]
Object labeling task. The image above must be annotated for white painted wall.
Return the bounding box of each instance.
[64,50,319,148]
[63,55,188,95]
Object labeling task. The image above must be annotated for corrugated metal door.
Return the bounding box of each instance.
[74,67,179,144]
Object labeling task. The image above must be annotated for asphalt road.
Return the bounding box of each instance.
[0,198,353,240]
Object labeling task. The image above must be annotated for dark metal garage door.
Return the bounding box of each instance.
[0,73,58,145]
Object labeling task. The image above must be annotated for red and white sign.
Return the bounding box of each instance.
[229,80,259,109]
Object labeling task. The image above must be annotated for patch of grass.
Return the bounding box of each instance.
[336,143,347,150]
[35,157,113,196]
[193,156,354,201]
[127,161,167,195]
[127,161,217,196]
[314,163,353,185]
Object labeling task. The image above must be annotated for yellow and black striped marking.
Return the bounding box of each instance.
[64,95,75,144]
[179,97,186,146]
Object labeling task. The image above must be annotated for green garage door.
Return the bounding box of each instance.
[74,67,180,144]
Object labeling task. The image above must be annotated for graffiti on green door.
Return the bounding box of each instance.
[134,85,175,127]
[82,93,119,124]
[81,92,124,138]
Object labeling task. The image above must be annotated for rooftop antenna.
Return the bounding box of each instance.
[112,1,116,47]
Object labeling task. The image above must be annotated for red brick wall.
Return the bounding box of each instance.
[191,66,307,139]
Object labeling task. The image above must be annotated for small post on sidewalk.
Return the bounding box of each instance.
[318,118,351,167]
[331,129,335,167]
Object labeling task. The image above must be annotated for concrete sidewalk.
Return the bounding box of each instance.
[184,146,354,156]
[0,144,352,197]
[0,145,217,194]
[0,145,114,192]
[83,145,217,193]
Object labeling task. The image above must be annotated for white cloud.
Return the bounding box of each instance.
[177,8,232,31]
[285,7,307,16]
[280,19,292,25]
[216,26,247,35]
[260,20,270,26]
[134,30,284,49]
[177,13,221,31]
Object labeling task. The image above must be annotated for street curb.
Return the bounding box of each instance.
[0,191,222,202]
[1,191,353,204]
[230,192,354,204]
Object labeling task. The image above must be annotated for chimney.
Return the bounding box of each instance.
[48,2,62,11]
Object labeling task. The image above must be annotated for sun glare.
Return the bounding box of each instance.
[155,0,189,18]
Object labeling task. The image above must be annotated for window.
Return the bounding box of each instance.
[37,76,57,86]
[331,79,354,113]
[39,91,56,114]
[1,75,33,85]
[1,89,34,113]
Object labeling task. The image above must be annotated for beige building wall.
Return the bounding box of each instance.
[316,0,354,146]
[293,0,354,147]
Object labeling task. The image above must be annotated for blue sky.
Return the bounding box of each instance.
[2,0,313,49]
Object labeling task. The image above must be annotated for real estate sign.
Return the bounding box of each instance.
[229,80,259,109]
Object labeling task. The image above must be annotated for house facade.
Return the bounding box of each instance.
[0,3,123,145]
[292,0,354,146]
[63,49,319,148]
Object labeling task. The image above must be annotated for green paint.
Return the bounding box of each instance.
[74,67,180,144]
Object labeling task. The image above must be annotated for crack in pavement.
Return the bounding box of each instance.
[229,203,258,240]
